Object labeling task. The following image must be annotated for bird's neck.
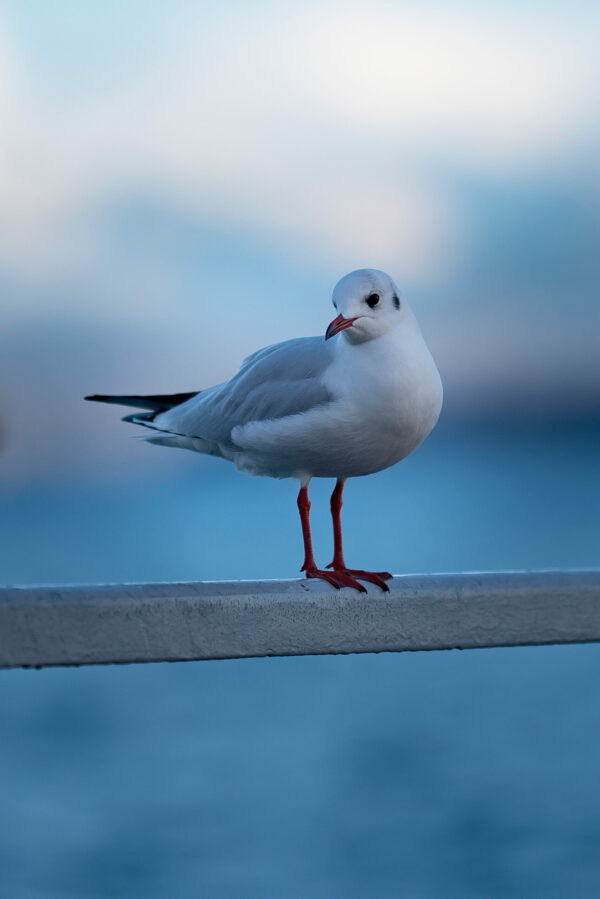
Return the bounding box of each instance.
[338,318,421,361]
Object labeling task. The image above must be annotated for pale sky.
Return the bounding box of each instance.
[0,1,598,481]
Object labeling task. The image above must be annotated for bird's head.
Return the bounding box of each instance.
[325,269,405,344]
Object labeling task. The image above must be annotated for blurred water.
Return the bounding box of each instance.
[1,420,599,898]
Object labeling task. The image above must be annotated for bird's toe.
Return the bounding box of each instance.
[304,568,367,593]
[342,569,393,591]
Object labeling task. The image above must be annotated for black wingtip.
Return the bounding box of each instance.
[84,392,199,410]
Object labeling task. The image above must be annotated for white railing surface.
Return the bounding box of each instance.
[1,570,599,670]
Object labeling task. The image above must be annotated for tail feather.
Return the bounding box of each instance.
[121,411,156,424]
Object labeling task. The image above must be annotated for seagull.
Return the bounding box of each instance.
[86,269,443,592]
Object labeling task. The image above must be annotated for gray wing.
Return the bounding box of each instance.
[152,336,335,447]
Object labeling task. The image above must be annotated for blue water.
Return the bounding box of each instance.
[1,420,599,898]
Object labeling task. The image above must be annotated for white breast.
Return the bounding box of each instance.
[320,320,443,477]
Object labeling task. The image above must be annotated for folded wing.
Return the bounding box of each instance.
[148,336,335,452]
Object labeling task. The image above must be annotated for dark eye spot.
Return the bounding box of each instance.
[366,293,380,308]
[393,293,400,310]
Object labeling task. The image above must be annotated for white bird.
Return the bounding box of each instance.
[86,269,443,592]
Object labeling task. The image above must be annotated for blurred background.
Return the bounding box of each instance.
[1,1,599,896]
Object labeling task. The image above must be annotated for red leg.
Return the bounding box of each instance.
[326,479,393,591]
[297,484,366,592]
[328,478,346,570]
[297,484,316,573]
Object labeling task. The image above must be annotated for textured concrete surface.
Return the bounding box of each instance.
[1,570,599,669]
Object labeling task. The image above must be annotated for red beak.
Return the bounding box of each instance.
[325,313,358,340]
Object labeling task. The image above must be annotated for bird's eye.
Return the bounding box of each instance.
[366,293,380,308]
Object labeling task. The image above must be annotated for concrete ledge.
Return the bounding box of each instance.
[1,570,599,669]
